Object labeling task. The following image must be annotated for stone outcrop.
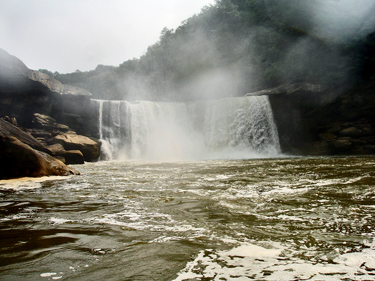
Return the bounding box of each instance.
[0,117,84,178]
[25,113,100,163]
[310,122,375,155]
[0,118,51,154]
[51,132,100,162]
[0,134,79,179]
[0,48,98,137]
[266,82,375,156]
[0,48,101,172]
[58,150,85,165]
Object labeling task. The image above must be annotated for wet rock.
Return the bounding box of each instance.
[0,118,81,178]
[351,138,367,147]
[319,132,337,141]
[0,118,51,154]
[338,127,363,138]
[32,113,70,132]
[330,139,353,152]
[28,113,101,162]
[46,143,84,164]
[363,145,375,154]
[0,48,98,137]
[58,150,84,165]
[2,116,17,126]
[311,141,330,155]
[51,132,100,162]
[327,125,342,133]
[0,134,79,179]
[361,124,375,136]
[46,143,65,155]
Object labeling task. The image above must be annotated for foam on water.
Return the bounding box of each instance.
[48,204,208,237]
[0,176,71,190]
[174,239,375,281]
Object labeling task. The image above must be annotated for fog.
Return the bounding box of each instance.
[259,0,374,100]
[2,0,374,102]
[265,0,375,43]
[0,0,215,73]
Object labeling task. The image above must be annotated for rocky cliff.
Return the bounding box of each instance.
[0,48,98,135]
[0,119,79,179]
[0,48,100,178]
[260,82,375,156]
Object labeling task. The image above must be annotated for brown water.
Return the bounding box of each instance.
[1,156,375,280]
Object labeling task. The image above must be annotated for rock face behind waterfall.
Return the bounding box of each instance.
[0,48,100,172]
[261,83,375,155]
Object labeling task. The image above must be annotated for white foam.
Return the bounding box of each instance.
[40,272,57,277]
[49,217,73,225]
[0,176,71,190]
[174,240,375,281]
[277,215,306,222]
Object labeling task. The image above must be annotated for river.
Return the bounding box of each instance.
[1,156,375,280]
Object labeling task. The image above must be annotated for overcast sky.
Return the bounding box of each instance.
[0,0,215,73]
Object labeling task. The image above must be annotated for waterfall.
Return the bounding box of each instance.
[94,96,280,161]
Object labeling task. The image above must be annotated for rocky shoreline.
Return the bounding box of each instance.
[0,118,80,179]
[0,48,100,179]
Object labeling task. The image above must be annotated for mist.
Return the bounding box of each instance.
[50,0,375,104]
[265,0,375,43]
[0,0,216,73]
[96,96,280,161]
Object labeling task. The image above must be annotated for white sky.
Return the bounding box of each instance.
[0,0,215,73]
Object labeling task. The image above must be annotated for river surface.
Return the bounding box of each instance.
[1,156,375,280]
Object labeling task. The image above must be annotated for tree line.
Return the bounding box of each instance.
[40,0,375,101]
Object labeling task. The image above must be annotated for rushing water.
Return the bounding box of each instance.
[94,96,280,161]
[1,156,375,280]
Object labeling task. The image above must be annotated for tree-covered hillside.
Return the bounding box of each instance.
[43,0,375,101]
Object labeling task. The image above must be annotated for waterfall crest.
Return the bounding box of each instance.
[94,96,280,161]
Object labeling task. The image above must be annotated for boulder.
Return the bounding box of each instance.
[58,150,84,165]
[46,143,65,155]
[0,118,51,154]
[338,127,362,138]
[46,143,84,164]
[32,113,70,132]
[0,134,79,179]
[51,133,100,162]
[330,139,353,152]
[319,132,337,141]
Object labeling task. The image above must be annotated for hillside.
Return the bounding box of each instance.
[38,0,375,156]
[45,0,374,103]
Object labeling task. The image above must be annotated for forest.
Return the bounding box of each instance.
[40,0,375,102]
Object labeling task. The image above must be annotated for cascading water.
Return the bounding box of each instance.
[94,96,280,161]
